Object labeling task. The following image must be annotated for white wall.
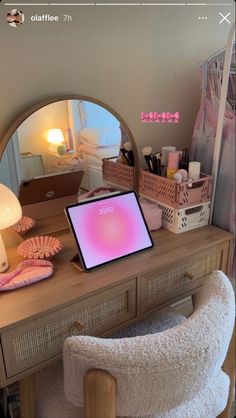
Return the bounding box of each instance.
[0,134,22,193]
[17,100,69,164]
[0,149,12,190]
[0,3,233,163]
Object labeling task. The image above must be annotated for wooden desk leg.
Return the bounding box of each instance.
[19,374,36,418]
[218,324,235,418]
[84,369,116,418]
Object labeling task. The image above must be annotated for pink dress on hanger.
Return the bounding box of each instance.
[212,109,235,232]
[190,85,235,236]
[191,96,218,174]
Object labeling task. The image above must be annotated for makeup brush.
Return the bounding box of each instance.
[156,156,162,176]
[120,147,131,166]
[124,141,134,167]
[142,147,153,172]
[150,154,162,176]
[151,154,158,174]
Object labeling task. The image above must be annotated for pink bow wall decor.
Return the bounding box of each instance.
[141,112,180,124]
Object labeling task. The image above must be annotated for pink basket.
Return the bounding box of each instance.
[102,158,134,189]
[139,170,212,209]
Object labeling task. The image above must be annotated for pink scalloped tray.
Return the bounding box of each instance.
[17,236,63,259]
[12,216,35,236]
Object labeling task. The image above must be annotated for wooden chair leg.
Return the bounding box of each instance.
[19,374,36,418]
[191,293,198,310]
[84,369,116,418]
[218,324,235,418]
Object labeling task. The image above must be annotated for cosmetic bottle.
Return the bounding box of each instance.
[180,149,189,171]
[161,146,176,167]
[188,161,201,180]
[161,146,176,177]
[167,151,179,180]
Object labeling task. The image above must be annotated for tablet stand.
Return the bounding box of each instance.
[71,254,85,271]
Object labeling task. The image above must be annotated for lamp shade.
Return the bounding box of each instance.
[48,129,65,154]
[48,129,64,145]
[0,184,22,230]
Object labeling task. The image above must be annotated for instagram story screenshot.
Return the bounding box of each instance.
[0,0,235,418]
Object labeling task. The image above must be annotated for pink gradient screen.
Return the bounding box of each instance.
[67,193,152,269]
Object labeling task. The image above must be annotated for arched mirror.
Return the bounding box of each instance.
[0,96,138,218]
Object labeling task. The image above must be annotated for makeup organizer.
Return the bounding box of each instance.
[139,171,212,209]
[102,157,212,234]
[139,173,212,234]
[139,177,212,234]
[102,158,135,190]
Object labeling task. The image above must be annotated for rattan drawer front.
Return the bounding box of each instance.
[1,279,136,378]
[140,243,229,314]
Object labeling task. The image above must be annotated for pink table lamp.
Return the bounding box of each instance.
[0,184,22,272]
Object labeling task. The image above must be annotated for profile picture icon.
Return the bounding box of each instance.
[7,9,24,27]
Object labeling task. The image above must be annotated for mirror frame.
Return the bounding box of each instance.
[0,95,139,191]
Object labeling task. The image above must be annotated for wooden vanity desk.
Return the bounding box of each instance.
[0,216,233,418]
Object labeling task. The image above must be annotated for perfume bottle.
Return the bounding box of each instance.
[167,151,179,180]
[180,149,189,171]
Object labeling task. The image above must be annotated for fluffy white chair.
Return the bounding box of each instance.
[36,270,235,418]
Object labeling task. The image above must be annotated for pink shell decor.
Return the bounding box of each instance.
[17,236,63,260]
[12,216,36,236]
[0,259,53,292]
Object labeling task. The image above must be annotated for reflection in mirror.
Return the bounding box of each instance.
[0,100,132,201]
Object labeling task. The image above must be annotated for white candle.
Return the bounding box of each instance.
[188,161,201,180]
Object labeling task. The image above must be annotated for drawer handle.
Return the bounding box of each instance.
[48,322,85,341]
[74,320,86,332]
[185,272,194,280]
[49,321,86,340]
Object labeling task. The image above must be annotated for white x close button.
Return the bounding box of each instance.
[219,12,231,24]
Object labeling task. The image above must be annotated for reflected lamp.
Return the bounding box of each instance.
[47,129,65,154]
[0,184,22,272]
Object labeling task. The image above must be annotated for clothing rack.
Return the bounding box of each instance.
[201,42,235,95]
[207,42,235,66]
[209,23,235,223]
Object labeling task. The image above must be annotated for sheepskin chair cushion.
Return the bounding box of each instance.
[36,307,185,418]
[64,271,235,418]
